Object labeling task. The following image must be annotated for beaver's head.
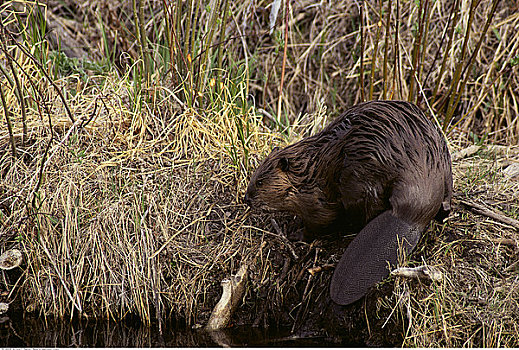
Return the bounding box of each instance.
[244,148,297,212]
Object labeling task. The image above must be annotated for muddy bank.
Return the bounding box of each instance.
[178,210,411,346]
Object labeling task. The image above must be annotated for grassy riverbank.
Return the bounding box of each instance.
[0,0,518,346]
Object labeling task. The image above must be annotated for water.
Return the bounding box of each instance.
[0,315,348,347]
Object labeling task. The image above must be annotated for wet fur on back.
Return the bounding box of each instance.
[246,100,451,233]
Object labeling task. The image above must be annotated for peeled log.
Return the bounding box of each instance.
[391,265,443,282]
[206,264,248,331]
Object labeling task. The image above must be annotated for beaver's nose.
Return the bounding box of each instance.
[244,192,252,207]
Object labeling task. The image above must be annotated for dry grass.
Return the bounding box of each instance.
[0,0,519,347]
[12,0,517,141]
[389,143,519,347]
[245,0,519,143]
[0,53,282,324]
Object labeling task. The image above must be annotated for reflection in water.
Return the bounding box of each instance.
[0,314,341,347]
[1,315,211,347]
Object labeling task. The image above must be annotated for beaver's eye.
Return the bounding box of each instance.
[256,179,263,187]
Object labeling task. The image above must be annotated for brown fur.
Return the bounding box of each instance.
[245,100,452,236]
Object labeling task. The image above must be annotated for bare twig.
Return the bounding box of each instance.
[0,29,27,144]
[382,0,392,100]
[276,0,289,120]
[460,200,519,230]
[4,30,75,123]
[0,81,16,157]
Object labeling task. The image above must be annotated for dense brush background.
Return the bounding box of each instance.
[0,0,518,346]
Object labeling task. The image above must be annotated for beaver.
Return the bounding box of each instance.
[244,100,452,305]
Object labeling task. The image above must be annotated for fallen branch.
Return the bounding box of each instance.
[460,200,519,230]
[206,264,248,331]
[391,265,443,281]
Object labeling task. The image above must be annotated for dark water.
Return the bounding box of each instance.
[0,315,350,347]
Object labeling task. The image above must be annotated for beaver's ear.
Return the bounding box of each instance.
[278,157,289,172]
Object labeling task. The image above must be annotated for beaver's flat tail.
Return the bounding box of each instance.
[330,210,421,305]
